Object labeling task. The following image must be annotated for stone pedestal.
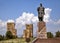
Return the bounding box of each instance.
[37,21,47,39]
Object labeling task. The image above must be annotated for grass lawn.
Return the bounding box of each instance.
[0,38,35,43]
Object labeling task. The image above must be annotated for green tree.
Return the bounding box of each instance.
[55,31,60,37]
[0,35,3,41]
[47,32,54,38]
[6,31,13,39]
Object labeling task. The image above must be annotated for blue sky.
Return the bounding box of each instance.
[0,0,60,36]
[0,0,60,20]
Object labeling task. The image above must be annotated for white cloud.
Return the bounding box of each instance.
[0,20,6,27]
[54,19,60,24]
[16,12,38,25]
[31,16,38,23]
[0,19,6,35]
[47,19,60,25]
[7,19,15,23]
[44,8,52,22]
[56,19,60,24]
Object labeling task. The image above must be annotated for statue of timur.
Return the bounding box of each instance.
[37,3,45,21]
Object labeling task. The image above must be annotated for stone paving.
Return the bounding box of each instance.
[32,38,60,43]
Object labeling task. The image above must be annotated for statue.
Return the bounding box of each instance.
[37,3,45,21]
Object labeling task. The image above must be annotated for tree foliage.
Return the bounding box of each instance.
[55,31,60,37]
[47,32,54,38]
[0,35,3,41]
[6,31,13,39]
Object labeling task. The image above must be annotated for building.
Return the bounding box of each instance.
[23,24,33,38]
[26,24,33,37]
[7,22,17,36]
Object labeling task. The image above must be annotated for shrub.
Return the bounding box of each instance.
[55,31,60,37]
[0,35,3,41]
[6,31,13,39]
[47,32,54,38]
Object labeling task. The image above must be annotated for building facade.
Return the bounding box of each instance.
[23,24,33,38]
[7,22,17,36]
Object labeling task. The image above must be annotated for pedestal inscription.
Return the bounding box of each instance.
[37,21,47,39]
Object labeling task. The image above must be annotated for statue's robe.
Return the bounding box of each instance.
[37,7,45,21]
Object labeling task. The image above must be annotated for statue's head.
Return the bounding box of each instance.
[40,3,42,7]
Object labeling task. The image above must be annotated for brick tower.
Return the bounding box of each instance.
[7,22,17,37]
[23,24,33,38]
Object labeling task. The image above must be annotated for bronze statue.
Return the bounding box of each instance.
[37,3,45,21]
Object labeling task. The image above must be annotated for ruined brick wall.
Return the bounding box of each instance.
[7,22,17,36]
